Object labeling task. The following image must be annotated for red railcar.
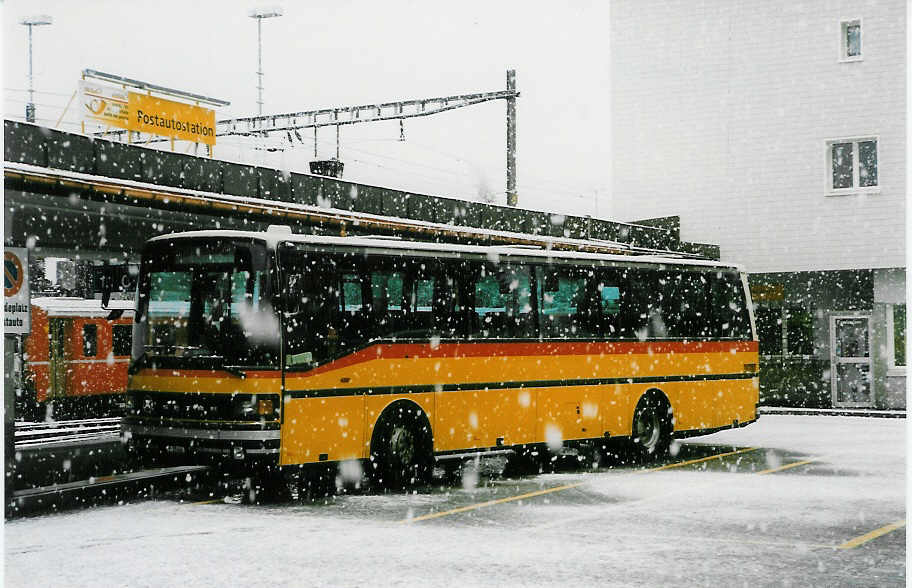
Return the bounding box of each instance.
[22,297,134,420]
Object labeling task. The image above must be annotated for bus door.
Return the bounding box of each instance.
[48,318,72,400]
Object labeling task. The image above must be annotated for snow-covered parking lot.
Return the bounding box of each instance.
[5,415,905,586]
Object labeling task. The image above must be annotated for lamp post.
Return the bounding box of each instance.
[20,15,53,123]
[248,7,283,116]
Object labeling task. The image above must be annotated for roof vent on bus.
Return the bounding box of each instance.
[267,225,293,235]
[358,235,403,241]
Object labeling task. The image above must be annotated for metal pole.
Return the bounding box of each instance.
[335,125,340,159]
[5,335,18,517]
[256,17,263,116]
[249,8,281,116]
[506,69,517,207]
[21,16,53,123]
[26,25,34,122]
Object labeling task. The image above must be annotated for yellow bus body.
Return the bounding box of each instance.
[129,340,758,467]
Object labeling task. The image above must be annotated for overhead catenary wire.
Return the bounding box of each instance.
[4,87,74,97]
[5,92,604,215]
[3,92,589,197]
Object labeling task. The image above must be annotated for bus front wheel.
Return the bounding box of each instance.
[370,403,433,490]
[630,394,672,461]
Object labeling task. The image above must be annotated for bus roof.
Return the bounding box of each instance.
[32,297,134,317]
[149,228,745,272]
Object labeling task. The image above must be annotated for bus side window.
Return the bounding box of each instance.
[407,262,437,336]
[338,268,372,348]
[710,272,752,339]
[539,267,591,338]
[665,270,710,339]
[112,324,132,356]
[619,267,649,339]
[503,265,535,337]
[435,261,470,337]
[370,266,408,339]
[595,268,624,338]
[470,264,513,338]
[469,263,533,338]
[83,323,98,357]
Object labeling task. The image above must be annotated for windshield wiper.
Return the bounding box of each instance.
[180,354,248,379]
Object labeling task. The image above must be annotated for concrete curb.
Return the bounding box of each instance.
[759,406,906,419]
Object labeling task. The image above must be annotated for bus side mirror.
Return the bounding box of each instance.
[99,263,137,310]
[101,268,112,309]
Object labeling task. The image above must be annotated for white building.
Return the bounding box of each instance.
[611,0,906,408]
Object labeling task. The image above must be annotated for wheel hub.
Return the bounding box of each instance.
[635,409,661,451]
[389,426,415,466]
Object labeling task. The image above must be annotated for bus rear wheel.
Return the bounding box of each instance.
[630,394,672,462]
[370,404,433,490]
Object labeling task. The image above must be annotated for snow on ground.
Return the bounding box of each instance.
[4,416,905,587]
[699,414,906,474]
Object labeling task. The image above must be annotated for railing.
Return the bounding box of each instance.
[15,417,120,449]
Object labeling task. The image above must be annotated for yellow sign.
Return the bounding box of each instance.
[80,80,130,129]
[128,93,216,146]
[79,80,216,146]
[750,283,785,302]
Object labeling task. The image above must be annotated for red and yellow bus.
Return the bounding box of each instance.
[122,227,758,487]
[23,297,133,420]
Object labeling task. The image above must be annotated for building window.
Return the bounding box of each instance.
[755,304,815,357]
[840,19,862,61]
[82,324,98,357]
[786,307,815,356]
[827,138,878,193]
[889,304,906,370]
[756,306,783,355]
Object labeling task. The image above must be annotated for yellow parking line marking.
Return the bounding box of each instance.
[191,498,225,505]
[837,520,906,549]
[403,447,757,524]
[402,482,586,523]
[756,458,816,476]
[641,446,758,473]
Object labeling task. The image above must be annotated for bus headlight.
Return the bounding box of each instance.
[233,395,278,420]
[234,395,257,419]
[256,398,274,416]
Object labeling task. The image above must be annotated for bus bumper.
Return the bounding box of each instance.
[121,420,280,469]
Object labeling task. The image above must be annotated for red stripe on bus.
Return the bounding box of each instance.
[136,369,281,379]
[305,340,758,377]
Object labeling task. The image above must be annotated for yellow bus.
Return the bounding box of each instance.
[122,226,759,489]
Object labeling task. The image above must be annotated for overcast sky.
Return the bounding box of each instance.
[3,1,614,218]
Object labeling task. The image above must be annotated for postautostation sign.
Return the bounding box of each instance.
[79,80,129,129]
[80,80,216,146]
[4,248,30,334]
[128,92,216,146]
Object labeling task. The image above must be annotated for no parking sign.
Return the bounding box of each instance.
[4,248,30,334]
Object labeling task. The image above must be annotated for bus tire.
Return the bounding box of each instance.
[630,392,672,462]
[249,468,292,504]
[503,445,547,477]
[370,402,433,490]
[296,465,336,502]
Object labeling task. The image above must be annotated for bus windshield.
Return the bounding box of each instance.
[133,238,279,369]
